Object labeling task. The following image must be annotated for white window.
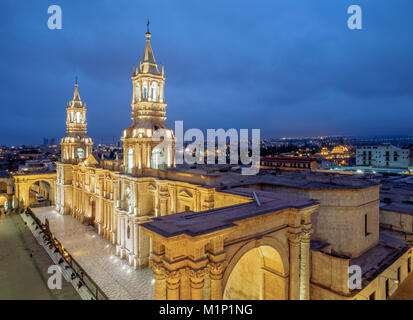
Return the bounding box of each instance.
[127,148,134,173]
[76,148,85,159]
[76,111,81,123]
[151,148,165,170]
[136,83,141,101]
[151,82,158,102]
[143,82,148,99]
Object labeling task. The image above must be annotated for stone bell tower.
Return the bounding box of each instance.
[122,26,175,174]
[60,81,93,163]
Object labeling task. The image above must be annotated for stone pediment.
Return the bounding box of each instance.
[84,154,99,166]
[178,189,193,198]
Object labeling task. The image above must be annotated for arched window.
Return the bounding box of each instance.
[76,111,81,123]
[151,147,165,170]
[76,148,85,159]
[143,82,148,99]
[71,111,74,122]
[127,148,134,173]
[151,82,158,102]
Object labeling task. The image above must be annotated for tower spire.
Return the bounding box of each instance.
[140,22,159,74]
[72,80,81,102]
[123,25,174,172]
[61,81,93,163]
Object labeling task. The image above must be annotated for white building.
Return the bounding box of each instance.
[356,144,410,169]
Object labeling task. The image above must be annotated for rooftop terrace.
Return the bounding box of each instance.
[142,188,318,238]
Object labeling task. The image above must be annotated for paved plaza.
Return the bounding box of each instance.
[0,214,79,300]
[32,207,154,300]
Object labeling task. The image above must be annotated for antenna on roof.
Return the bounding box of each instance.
[253,192,261,207]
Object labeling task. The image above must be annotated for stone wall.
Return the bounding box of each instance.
[380,209,413,234]
[243,183,380,258]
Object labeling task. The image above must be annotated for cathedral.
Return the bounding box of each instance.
[14,29,412,300]
[55,30,248,270]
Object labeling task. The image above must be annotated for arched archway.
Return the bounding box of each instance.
[223,245,287,300]
[28,180,52,206]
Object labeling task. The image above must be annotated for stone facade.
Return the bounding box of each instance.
[142,188,318,300]
[14,172,56,208]
[13,30,413,301]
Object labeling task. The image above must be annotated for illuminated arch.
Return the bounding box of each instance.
[223,237,289,300]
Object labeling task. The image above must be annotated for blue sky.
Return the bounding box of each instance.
[0,0,412,145]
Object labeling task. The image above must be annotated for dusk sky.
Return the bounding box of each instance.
[1,0,412,146]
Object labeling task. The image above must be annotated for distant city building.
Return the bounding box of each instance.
[18,159,55,173]
[316,145,351,166]
[260,156,317,171]
[356,144,410,169]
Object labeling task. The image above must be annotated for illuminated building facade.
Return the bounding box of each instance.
[60,82,93,163]
[55,31,235,269]
[122,30,174,173]
[317,145,351,166]
[14,30,413,300]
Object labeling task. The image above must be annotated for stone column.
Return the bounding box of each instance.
[120,215,125,247]
[188,269,206,300]
[300,228,312,300]
[147,144,152,168]
[134,222,139,259]
[150,261,166,300]
[137,144,142,169]
[7,194,12,214]
[166,271,181,300]
[159,197,167,216]
[209,262,224,300]
[116,213,121,245]
[288,232,301,300]
[180,269,191,300]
